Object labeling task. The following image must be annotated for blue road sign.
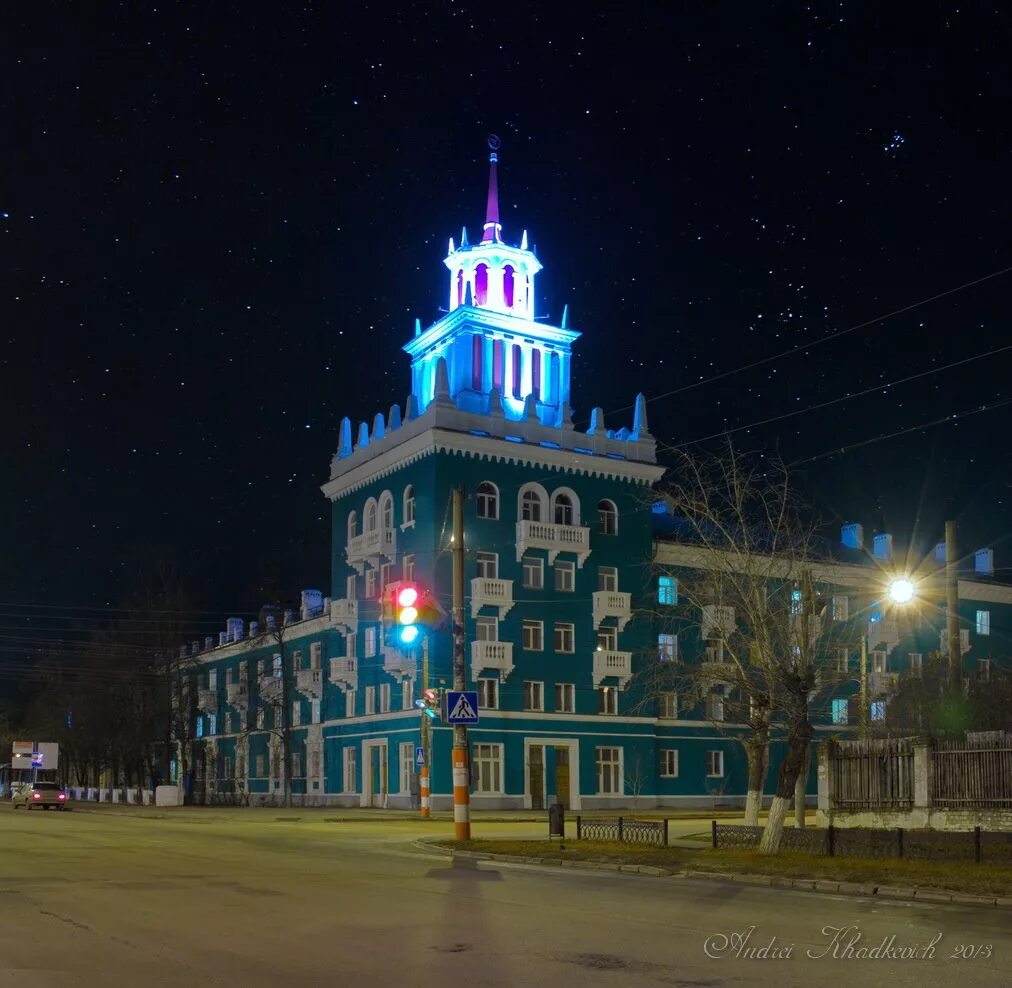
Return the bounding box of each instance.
[446,691,480,725]
[415,745,426,767]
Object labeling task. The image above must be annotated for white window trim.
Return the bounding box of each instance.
[595,746,623,795]
[523,680,545,712]
[706,750,725,778]
[472,742,505,795]
[522,619,544,651]
[554,622,575,654]
[660,749,679,778]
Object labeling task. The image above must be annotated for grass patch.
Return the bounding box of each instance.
[451,838,1012,897]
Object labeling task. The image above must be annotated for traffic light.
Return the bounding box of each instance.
[414,687,441,720]
[394,584,420,646]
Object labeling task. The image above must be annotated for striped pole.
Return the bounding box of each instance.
[420,636,430,819]
[452,745,470,839]
[420,765,431,819]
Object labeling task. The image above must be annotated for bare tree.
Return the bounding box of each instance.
[648,441,840,850]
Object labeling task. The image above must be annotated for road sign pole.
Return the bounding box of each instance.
[419,635,430,819]
[450,486,470,841]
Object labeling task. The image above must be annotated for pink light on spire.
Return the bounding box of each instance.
[481,134,502,244]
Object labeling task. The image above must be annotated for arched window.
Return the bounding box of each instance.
[475,263,488,306]
[521,489,542,522]
[403,485,416,526]
[365,500,378,532]
[379,491,393,530]
[476,482,499,520]
[456,269,464,307]
[597,499,618,536]
[554,493,574,526]
[347,510,357,543]
[503,265,515,307]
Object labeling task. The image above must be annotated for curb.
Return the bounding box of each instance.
[425,842,1012,909]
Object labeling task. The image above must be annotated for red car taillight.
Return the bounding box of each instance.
[58,793,66,800]
[32,793,41,800]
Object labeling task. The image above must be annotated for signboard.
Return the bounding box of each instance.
[446,691,479,725]
[10,741,59,771]
[415,745,426,768]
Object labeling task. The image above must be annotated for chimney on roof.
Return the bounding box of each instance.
[179,644,188,659]
[873,533,893,561]
[227,617,244,642]
[192,640,200,655]
[205,636,214,651]
[975,547,994,577]
[218,631,228,647]
[841,522,864,550]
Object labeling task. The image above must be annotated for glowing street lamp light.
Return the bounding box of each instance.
[887,578,915,605]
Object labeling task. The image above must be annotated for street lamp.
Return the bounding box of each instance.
[859,577,917,739]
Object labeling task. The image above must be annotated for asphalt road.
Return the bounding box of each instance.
[1,806,1008,987]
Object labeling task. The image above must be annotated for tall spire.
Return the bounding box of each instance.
[481,134,502,244]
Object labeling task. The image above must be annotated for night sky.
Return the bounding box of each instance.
[5,3,1011,624]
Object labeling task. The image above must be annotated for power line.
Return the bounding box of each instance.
[788,397,1012,467]
[656,344,1012,454]
[610,262,1012,414]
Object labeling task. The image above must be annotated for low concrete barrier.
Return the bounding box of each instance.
[142,790,154,806]
[155,785,181,807]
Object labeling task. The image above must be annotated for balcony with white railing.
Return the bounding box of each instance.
[592,650,633,689]
[470,640,515,682]
[867,618,899,651]
[296,667,323,698]
[226,682,249,709]
[330,598,359,629]
[515,520,591,567]
[592,591,631,631]
[197,689,219,712]
[258,674,283,703]
[347,526,397,572]
[329,655,357,691]
[470,578,515,619]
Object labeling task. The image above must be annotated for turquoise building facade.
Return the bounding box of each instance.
[182,150,1012,809]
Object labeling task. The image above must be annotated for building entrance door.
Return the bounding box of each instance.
[555,748,570,809]
[529,745,544,810]
[370,744,387,808]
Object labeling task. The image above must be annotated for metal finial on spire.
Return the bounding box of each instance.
[482,134,502,244]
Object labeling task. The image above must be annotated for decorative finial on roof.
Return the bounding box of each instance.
[338,417,353,458]
[632,393,653,440]
[481,134,502,244]
[461,225,469,247]
[520,229,528,250]
[414,317,422,337]
[561,303,569,329]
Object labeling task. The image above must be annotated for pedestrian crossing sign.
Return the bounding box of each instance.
[445,690,479,725]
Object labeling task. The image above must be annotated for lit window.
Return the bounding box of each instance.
[790,588,802,615]
[597,499,618,535]
[555,560,575,592]
[976,610,991,636]
[660,750,679,778]
[658,633,678,662]
[870,700,886,722]
[657,576,677,605]
[832,699,848,724]
[476,482,499,519]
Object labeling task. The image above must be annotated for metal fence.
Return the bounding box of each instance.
[932,742,1012,809]
[575,816,669,846]
[829,738,914,809]
[712,822,1012,863]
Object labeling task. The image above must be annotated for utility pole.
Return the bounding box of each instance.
[419,635,430,819]
[945,520,962,690]
[450,486,471,840]
[859,637,869,741]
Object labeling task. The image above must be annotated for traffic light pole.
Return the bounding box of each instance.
[419,635,430,818]
[451,486,471,840]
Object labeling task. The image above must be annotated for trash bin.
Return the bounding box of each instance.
[549,801,565,838]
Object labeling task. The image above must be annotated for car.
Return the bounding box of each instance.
[12,781,68,810]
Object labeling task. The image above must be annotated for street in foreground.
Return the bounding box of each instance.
[0,806,1008,987]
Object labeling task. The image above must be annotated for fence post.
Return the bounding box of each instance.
[897,827,904,859]
[663,818,669,847]
[827,823,835,857]
[576,815,582,841]
[711,819,718,849]
[974,826,981,864]
[618,816,624,842]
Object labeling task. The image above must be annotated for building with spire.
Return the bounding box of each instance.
[177,144,1012,811]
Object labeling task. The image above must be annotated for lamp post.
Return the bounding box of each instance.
[859,578,917,740]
